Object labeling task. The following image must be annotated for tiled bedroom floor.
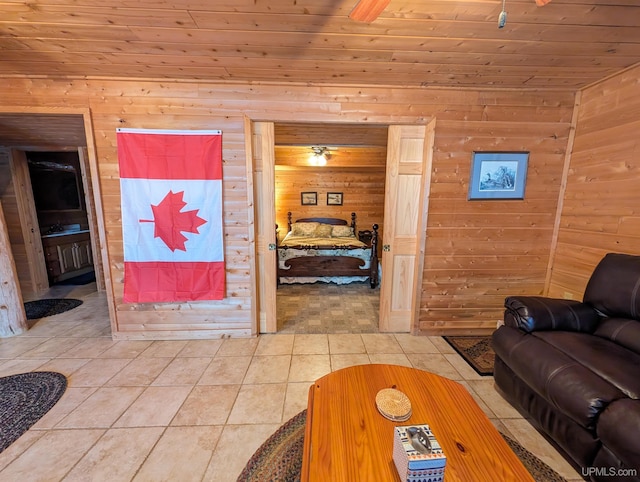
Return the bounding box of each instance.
[0,286,583,481]
[277,281,380,333]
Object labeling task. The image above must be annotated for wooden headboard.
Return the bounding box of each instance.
[287,211,356,232]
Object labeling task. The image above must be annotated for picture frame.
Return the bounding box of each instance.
[301,191,317,205]
[327,192,343,206]
[468,152,529,200]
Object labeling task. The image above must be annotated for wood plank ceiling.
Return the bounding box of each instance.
[274,122,388,170]
[0,114,86,148]
[1,0,640,90]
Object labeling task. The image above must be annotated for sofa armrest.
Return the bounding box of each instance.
[504,296,601,333]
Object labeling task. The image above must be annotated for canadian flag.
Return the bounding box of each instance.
[117,128,225,303]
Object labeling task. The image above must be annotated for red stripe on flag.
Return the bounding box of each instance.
[117,132,222,180]
[123,262,225,303]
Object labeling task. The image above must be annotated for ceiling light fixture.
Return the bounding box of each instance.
[309,146,328,166]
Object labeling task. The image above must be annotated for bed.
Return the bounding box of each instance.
[276,212,379,288]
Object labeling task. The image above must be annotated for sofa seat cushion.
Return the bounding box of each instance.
[493,326,625,431]
[533,331,640,399]
[596,398,640,470]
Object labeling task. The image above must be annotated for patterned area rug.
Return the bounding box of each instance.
[24,298,83,320]
[237,409,306,482]
[238,410,567,482]
[443,335,495,376]
[0,372,68,453]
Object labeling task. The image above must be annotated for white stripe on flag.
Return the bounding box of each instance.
[121,178,223,262]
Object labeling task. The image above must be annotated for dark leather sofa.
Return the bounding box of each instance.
[492,253,640,481]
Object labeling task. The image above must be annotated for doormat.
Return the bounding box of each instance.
[0,371,67,453]
[443,336,495,376]
[56,271,96,285]
[238,410,568,482]
[24,298,83,320]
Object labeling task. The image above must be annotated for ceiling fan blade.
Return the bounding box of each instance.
[535,0,552,5]
[349,0,391,22]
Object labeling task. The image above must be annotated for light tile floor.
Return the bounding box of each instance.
[0,285,583,481]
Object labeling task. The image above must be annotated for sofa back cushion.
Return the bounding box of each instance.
[594,318,640,355]
[583,253,640,320]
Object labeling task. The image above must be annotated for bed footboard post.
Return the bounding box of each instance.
[351,212,356,233]
[287,212,292,232]
[370,224,379,288]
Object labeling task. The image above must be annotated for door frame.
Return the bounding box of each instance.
[0,107,115,331]
[245,119,277,334]
[249,119,434,334]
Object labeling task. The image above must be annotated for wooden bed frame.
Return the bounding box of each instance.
[276,212,379,288]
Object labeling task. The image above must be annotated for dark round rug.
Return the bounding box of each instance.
[0,371,68,453]
[237,410,568,482]
[24,298,83,320]
[237,409,306,482]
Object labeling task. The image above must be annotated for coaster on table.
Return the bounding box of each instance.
[376,388,412,422]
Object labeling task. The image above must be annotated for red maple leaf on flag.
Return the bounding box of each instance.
[140,190,207,252]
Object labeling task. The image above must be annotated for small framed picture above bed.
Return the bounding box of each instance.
[301,192,317,205]
[327,192,343,206]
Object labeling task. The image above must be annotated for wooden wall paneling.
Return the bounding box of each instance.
[243,116,259,337]
[275,167,386,242]
[547,64,640,300]
[97,110,256,339]
[0,78,579,338]
[418,104,573,334]
[544,91,581,296]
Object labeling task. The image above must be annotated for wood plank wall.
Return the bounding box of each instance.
[0,78,576,338]
[418,102,575,334]
[274,145,387,239]
[547,65,640,299]
[275,167,386,243]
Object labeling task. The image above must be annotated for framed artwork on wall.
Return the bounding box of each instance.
[468,152,529,200]
[301,192,318,205]
[327,192,343,205]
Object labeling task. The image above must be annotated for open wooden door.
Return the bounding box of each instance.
[379,122,435,332]
[246,120,277,333]
[9,149,49,293]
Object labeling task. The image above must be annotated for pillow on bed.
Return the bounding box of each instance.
[291,222,319,237]
[331,225,354,237]
[314,223,333,238]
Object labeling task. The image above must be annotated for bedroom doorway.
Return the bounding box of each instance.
[248,120,434,334]
[274,122,386,334]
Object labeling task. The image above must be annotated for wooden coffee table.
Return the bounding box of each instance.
[301,364,534,481]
